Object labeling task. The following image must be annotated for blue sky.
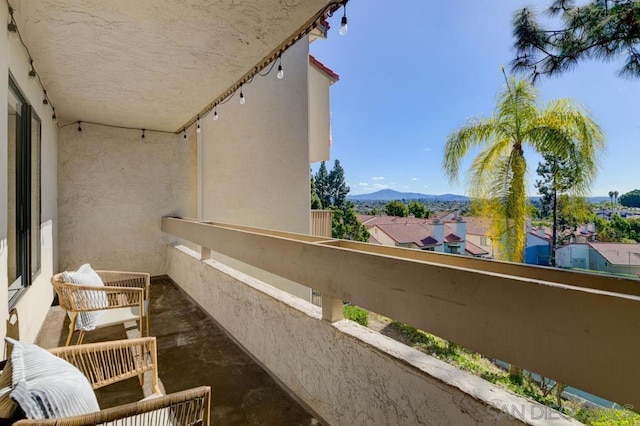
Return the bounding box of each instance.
[310,0,640,196]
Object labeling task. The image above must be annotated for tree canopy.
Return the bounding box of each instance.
[385,200,409,217]
[408,200,430,218]
[619,189,640,207]
[311,160,369,242]
[511,0,640,81]
[443,74,605,262]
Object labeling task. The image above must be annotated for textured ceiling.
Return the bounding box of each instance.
[12,0,333,132]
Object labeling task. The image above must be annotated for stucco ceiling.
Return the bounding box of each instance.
[12,0,335,132]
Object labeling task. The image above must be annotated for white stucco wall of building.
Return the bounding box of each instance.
[556,244,590,269]
[308,59,332,164]
[1,3,58,351]
[198,37,312,299]
[200,37,310,234]
[57,123,196,276]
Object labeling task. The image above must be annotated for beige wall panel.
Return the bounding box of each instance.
[200,38,310,235]
[58,124,196,275]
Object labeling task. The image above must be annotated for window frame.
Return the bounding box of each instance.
[8,74,41,308]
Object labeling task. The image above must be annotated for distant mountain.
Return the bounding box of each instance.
[347,189,469,202]
[348,189,609,203]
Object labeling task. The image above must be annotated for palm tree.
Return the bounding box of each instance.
[443,74,605,262]
[609,191,615,206]
[614,190,619,205]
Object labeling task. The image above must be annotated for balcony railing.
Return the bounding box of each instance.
[162,217,640,413]
[310,209,333,238]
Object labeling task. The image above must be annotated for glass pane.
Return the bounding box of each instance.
[31,113,41,278]
[7,85,22,300]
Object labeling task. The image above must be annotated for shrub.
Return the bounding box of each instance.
[343,304,368,326]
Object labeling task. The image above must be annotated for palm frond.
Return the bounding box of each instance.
[443,118,498,183]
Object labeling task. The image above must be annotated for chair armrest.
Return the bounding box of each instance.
[48,337,160,392]
[14,386,211,425]
[55,283,144,312]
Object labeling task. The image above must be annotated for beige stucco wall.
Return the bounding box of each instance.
[1,3,58,352]
[168,244,576,426]
[200,37,310,234]
[370,226,397,246]
[308,60,332,163]
[58,124,196,275]
[198,37,312,299]
[467,233,494,257]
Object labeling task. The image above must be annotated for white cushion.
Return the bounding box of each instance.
[7,337,100,420]
[62,264,109,331]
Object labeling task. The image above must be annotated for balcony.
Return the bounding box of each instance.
[36,276,315,424]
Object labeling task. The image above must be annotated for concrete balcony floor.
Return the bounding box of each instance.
[36,277,317,425]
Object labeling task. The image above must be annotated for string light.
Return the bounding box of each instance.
[141,129,146,139]
[339,3,348,36]
[7,5,18,42]
[178,0,348,130]
[29,60,36,77]
[239,83,246,105]
[52,109,57,120]
[277,56,284,80]
[183,128,187,139]
[43,90,48,105]
[77,121,82,132]
[196,116,201,133]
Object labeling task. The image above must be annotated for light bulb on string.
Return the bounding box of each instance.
[213,107,219,121]
[239,84,246,105]
[196,116,201,133]
[7,22,19,41]
[183,128,187,139]
[339,4,348,36]
[277,56,284,79]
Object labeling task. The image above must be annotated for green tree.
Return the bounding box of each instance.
[331,202,370,242]
[385,200,409,217]
[328,159,349,208]
[619,189,640,207]
[534,152,581,265]
[314,161,331,208]
[408,200,429,218]
[609,191,615,206]
[511,0,640,81]
[443,74,604,262]
[310,170,322,209]
[614,190,619,205]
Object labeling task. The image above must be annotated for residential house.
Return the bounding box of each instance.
[556,242,640,277]
[1,1,638,423]
[362,215,489,257]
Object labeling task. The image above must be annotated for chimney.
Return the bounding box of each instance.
[432,218,444,252]
[454,216,466,254]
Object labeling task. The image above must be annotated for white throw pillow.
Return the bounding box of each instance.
[61,264,109,331]
[7,338,100,419]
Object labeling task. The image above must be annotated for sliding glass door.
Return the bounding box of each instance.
[7,76,41,305]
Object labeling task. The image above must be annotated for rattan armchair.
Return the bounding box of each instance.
[13,337,211,425]
[52,270,151,346]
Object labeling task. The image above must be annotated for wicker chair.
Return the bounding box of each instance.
[13,337,211,425]
[52,271,151,346]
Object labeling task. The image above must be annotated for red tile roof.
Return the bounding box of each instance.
[465,241,489,256]
[444,233,462,243]
[587,242,640,266]
[309,55,339,82]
